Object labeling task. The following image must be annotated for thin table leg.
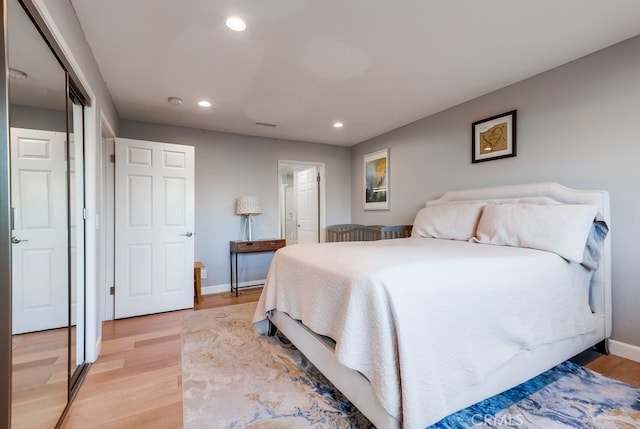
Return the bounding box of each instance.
[235,252,239,297]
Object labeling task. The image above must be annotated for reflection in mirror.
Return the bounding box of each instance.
[7,0,85,426]
[68,90,85,393]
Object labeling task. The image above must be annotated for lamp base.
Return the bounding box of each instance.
[242,214,256,241]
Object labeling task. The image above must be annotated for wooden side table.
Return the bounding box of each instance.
[194,261,203,304]
[229,239,286,296]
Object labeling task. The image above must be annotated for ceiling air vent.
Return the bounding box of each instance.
[255,122,277,128]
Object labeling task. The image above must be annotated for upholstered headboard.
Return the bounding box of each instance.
[425,182,611,338]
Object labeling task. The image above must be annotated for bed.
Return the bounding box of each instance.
[252,182,611,429]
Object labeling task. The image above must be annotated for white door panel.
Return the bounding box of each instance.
[115,138,194,318]
[296,167,318,244]
[11,128,68,334]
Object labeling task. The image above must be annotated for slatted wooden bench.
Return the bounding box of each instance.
[326,224,412,242]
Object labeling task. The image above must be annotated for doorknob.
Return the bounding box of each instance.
[11,236,28,244]
[180,232,194,237]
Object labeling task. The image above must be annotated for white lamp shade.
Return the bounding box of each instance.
[236,196,262,215]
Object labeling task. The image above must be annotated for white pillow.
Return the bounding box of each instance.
[411,202,486,240]
[475,203,599,263]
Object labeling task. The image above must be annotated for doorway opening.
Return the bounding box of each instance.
[277,160,326,245]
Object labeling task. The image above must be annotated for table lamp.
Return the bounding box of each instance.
[235,196,262,241]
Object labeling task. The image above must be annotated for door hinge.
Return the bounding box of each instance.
[83,208,87,220]
[110,154,115,163]
[110,286,115,296]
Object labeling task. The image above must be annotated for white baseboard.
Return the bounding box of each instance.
[202,280,265,296]
[609,339,640,363]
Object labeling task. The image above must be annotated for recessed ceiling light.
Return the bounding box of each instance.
[333,122,344,128]
[198,100,212,108]
[167,97,183,106]
[226,16,247,32]
[9,68,28,80]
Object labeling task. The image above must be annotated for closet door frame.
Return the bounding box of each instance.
[1,2,13,426]
[1,0,95,426]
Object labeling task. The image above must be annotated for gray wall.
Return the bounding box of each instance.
[9,104,66,131]
[351,35,640,347]
[119,121,352,287]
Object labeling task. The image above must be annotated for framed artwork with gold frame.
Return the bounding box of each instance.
[472,110,517,163]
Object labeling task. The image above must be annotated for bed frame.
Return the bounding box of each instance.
[268,182,611,429]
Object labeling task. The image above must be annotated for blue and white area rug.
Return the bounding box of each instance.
[182,303,640,428]
[432,360,640,428]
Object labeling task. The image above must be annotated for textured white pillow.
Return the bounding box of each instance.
[475,203,599,262]
[411,202,486,240]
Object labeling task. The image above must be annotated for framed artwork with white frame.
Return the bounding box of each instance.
[363,148,389,210]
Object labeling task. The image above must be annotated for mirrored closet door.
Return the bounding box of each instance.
[7,0,88,426]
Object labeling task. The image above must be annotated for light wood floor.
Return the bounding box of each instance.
[60,288,262,429]
[57,288,639,428]
[12,328,69,429]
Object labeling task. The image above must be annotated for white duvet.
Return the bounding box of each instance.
[252,237,597,428]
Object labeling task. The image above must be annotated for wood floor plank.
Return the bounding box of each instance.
[84,358,126,374]
[76,401,184,429]
[585,354,640,387]
[63,378,181,428]
[73,365,180,397]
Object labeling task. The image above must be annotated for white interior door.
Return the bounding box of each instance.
[115,138,195,318]
[296,166,318,244]
[10,128,68,334]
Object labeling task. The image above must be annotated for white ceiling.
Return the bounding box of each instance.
[8,0,68,111]
[69,0,640,146]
